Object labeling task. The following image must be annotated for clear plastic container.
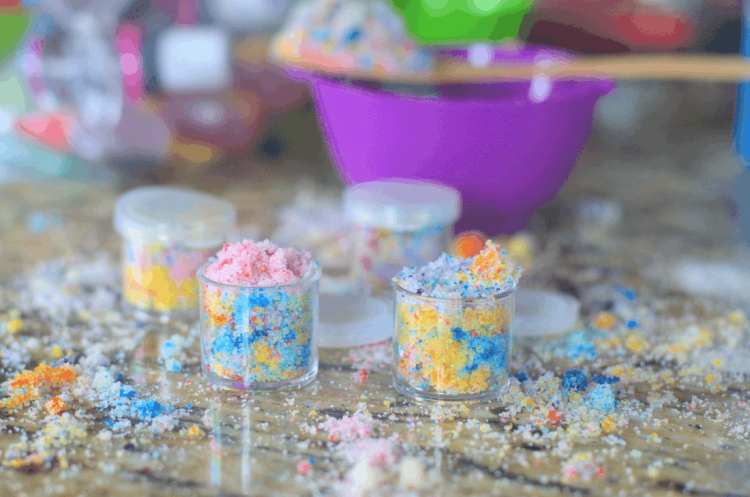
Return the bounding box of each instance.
[198,261,321,391]
[392,281,515,402]
[344,179,461,296]
[114,186,236,316]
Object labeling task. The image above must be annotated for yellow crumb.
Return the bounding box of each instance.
[729,311,746,326]
[593,312,616,330]
[51,346,63,359]
[625,332,648,353]
[5,318,23,334]
[187,425,205,437]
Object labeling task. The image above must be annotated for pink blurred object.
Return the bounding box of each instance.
[159,89,266,151]
[116,23,145,105]
[234,62,309,114]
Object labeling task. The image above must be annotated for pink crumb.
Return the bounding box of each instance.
[297,461,313,475]
[319,414,378,442]
[355,369,369,383]
[203,239,316,286]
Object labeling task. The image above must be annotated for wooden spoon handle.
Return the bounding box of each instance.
[435,54,750,83]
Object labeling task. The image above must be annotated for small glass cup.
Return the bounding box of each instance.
[392,281,515,402]
[198,261,321,391]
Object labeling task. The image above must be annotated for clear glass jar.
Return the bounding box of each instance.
[114,186,237,316]
[344,179,461,297]
[352,223,453,296]
[198,261,321,391]
[392,281,515,402]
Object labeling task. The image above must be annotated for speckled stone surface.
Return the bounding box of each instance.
[1,82,750,497]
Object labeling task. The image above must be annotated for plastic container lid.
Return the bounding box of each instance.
[114,186,236,248]
[343,179,461,231]
[318,293,393,348]
[514,288,580,337]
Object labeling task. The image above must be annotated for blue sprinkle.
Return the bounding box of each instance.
[186,404,192,409]
[619,288,636,301]
[514,372,529,382]
[562,369,588,392]
[117,373,124,380]
[627,320,638,329]
[565,330,597,361]
[132,399,168,419]
[104,418,114,427]
[309,458,315,464]
[119,386,137,398]
[343,29,361,44]
[593,375,620,385]
[588,384,617,410]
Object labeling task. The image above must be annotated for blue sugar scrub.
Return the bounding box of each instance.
[593,375,620,385]
[562,369,588,392]
[588,384,617,410]
[514,371,529,382]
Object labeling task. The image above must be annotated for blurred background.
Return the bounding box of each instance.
[0,0,743,183]
[0,0,746,240]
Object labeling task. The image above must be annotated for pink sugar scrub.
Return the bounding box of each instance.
[203,239,318,286]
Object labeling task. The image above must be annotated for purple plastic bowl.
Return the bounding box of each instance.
[290,46,614,235]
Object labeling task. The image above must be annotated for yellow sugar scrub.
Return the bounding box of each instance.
[114,187,236,316]
[392,240,522,402]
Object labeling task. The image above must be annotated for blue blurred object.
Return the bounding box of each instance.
[735,0,750,166]
[735,0,750,243]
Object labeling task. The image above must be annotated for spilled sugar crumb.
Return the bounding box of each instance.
[0,243,748,496]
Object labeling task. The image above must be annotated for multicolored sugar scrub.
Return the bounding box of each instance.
[114,187,237,316]
[392,240,522,402]
[198,239,321,391]
[344,179,461,297]
[270,0,434,77]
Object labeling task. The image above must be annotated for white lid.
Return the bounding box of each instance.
[343,179,461,231]
[155,26,232,94]
[318,293,393,348]
[514,288,581,337]
[114,186,236,248]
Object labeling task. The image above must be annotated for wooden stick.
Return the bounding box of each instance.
[436,54,750,83]
[272,52,750,84]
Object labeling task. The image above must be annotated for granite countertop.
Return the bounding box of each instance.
[1,83,750,497]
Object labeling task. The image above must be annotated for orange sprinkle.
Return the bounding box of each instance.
[547,409,561,423]
[469,241,508,283]
[456,232,488,258]
[45,397,66,415]
[9,364,76,390]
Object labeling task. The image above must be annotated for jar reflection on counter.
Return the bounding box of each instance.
[344,179,462,296]
[114,186,237,317]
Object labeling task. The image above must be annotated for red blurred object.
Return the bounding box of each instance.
[158,89,267,152]
[527,21,631,53]
[530,0,697,51]
[15,113,74,152]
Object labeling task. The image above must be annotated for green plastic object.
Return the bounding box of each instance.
[388,0,531,45]
[0,11,29,68]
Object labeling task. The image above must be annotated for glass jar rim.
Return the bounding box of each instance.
[197,259,322,292]
[392,279,517,303]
